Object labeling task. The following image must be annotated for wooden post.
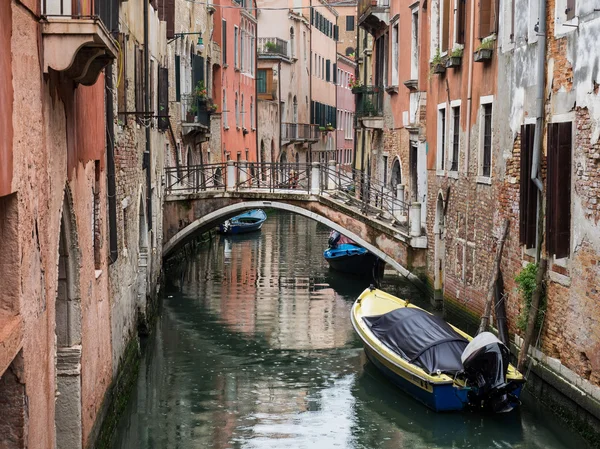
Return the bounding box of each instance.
[477,219,509,335]
[517,258,548,372]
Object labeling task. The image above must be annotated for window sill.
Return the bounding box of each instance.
[234,67,240,72]
[224,126,230,130]
[385,85,399,94]
[403,79,418,91]
[223,63,229,68]
[555,17,579,36]
[549,270,571,287]
[95,269,103,280]
[448,170,459,179]
[476,175,492,185]
[436,169,445,177]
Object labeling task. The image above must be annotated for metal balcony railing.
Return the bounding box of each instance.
[257,37,290,59]
[358,0,390,18]
[181,94,212,128]
[353,85,383,118]
[281,123,320,142]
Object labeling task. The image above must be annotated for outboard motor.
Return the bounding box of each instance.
[328,231,341,248]
[461,332,514,412]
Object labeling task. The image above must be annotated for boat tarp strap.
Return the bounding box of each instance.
[363,308,469,375]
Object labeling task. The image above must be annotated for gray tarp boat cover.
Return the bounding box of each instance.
[363,308,469,375]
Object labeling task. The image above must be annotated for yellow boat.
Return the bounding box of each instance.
[351,287,525,412]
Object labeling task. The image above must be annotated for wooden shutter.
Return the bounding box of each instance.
[117,33,126,117]
[566,0,575,20]
[546,122,572,258]
[333,63,337,84]
[519,124,537,248]
[346,16,355,31]
[175,55,181,101]
[222,20,227,65]
[456,0,466,44]
[158,0,175,39]
[334,25,339,41]
[193,55,205,87]
[479,0,492,38]
[158,67,169,131]
[326,60,331,82]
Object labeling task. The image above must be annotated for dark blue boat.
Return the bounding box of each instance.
[218,209,267,234]
[323,231,381,277]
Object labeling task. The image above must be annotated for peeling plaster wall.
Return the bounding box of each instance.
[7,1,113,447]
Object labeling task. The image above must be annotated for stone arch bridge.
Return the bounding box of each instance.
[162,161,428,284]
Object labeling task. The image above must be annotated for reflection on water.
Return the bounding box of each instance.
[112,211,589,449]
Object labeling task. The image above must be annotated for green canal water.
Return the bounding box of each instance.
[112,211,591,449]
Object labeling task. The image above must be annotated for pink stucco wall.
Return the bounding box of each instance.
[7,2,113,447]
[214,0,257,162]
[0,0,13,196]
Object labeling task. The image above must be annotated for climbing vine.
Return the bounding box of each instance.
[515,263,546,332]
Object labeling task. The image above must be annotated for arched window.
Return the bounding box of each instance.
[289,27,295,58]
[345,47,355,57]
[293,96,298,123]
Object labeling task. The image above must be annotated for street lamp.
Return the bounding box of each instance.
[168,32,205,54]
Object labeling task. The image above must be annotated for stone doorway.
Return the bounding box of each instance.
[55,193,83,449]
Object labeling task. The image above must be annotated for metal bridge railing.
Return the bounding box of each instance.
[164,161,419,232]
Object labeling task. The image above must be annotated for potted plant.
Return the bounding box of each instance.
[194,80,208,101]
[187,102,198,122]
[430,48,446,75]
[207,102,218,113]
[446,47,463,68]
[265,41,277,52]
[349,75,362,92]
[326,122,335,131]
[474,39,494,62]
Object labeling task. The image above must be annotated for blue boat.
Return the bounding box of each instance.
[218,209,267,234]
[352,288,525,413]
[324,231,381,277]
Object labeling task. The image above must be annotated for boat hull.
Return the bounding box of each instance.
[325,251,378,276]
[364,346,469,412]
[218,209,267,235]
[351,288,525,413]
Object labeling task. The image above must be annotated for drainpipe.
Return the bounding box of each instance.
[531,0,547,260]
[278,59,282,161]
[461,0,476,290]
[106,67,119,264]
[144,0,153,232]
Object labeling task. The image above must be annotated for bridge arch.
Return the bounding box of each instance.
[163,200,421,284]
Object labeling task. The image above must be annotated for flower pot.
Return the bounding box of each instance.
[474,48,493,62]
[446,56,462,68]
[351,86,362,94]
[432,63,446,74]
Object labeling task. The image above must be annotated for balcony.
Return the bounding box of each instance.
[41,0,118,86]
[358,0,390,34]
[181,94,212,137]
[354,85,383,128]
[257,37,290,61]
[281,123,320,143]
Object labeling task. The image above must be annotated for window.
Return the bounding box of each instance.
[479,0,499,38]
[546,121,572,258]
[257,69,273,99]
[519,124,537,249]
[566,0,576,20]
[326,59,331,82]
[234,26,239,68]
[437,105,447,171]
[250,97,254,128]
[117,34,127,119]
[440,0,450,52]
[235,93,239,127]
[290,27,295,58]
[222,20,227,65]
[93,161,101,269]
[411,8,419,79]
[303,31,307,61]
[241,95,245,129]
[346,16,355,31]
[391,22,399,85]
[456,0,466,45]
[480,103,493,177]
[223,89,228,128]
[450,105,460,171]
[134,44,143,124]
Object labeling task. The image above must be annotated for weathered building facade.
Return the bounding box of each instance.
[336,53,357,169]
[0,0,117,447]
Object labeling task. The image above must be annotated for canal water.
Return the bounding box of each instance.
[112,211,590,449]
